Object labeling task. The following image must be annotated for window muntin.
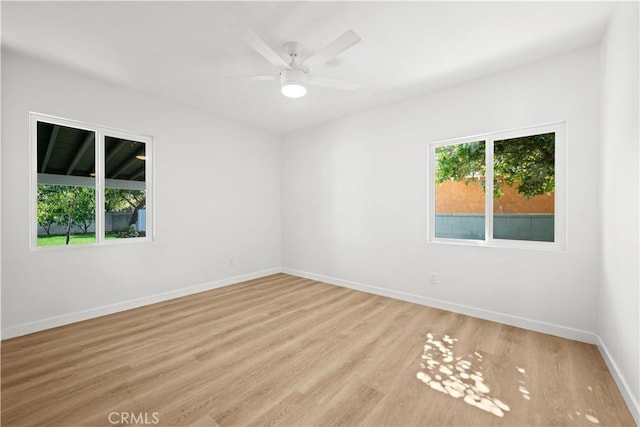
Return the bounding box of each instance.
[429,123,565,250]
[31,114,153,249]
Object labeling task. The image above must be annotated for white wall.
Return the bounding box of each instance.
[1,49,282,337]
[598,2,640,421]
[283,46,601,341]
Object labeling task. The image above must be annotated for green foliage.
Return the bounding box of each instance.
[36,185,58,235]
[69,187,96,234]
[104,189,129,213]
[435,141,486,187]
[435,133,555,198]
[36,184,95,241]
[493,134,555,198]
[116,224,140,238]
[105,189,145,213]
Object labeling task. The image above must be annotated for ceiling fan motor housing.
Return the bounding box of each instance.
[281,68,308,86]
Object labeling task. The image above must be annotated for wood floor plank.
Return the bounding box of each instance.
[1,273,635,427]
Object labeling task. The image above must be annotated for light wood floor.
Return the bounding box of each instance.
[1,273,635,427]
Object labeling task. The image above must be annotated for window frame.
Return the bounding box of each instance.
[428,122,566,251]
[30,112,154,250]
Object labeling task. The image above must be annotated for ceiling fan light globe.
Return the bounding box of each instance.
[281,83,307,98]
[281,68,308,98]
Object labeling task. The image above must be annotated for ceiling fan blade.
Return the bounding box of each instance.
[308,75,359,91]
[302,30,361,68]
[237,26,291,68]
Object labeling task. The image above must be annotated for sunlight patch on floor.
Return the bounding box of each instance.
[416,333,510,417]
[516,366,530,400]
[566,386,600,424]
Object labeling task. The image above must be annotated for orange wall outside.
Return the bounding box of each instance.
[435,179,554,214]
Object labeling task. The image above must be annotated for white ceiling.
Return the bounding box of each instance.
[2,1,614,134]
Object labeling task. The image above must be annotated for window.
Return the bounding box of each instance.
[31,113,153,248]
[429,123,565,250]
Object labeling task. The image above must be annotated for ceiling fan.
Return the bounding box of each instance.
[236,26,362,99]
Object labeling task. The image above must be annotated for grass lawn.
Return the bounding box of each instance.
[37,233,118,247]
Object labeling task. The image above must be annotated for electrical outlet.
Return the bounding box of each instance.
[430,272,438,285]
[229,257,235,267]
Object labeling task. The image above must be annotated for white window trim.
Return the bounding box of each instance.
[428,122,566,251]
[30,112,155,250]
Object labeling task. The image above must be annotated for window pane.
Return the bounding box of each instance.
[36,122,96,246]
[493,132,555,242]
[105,136,146,239]
[434,141,486,240]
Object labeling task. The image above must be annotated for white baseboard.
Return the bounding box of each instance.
[597,337,640,426]
[282,268,598,344]
[1,267,283,340]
